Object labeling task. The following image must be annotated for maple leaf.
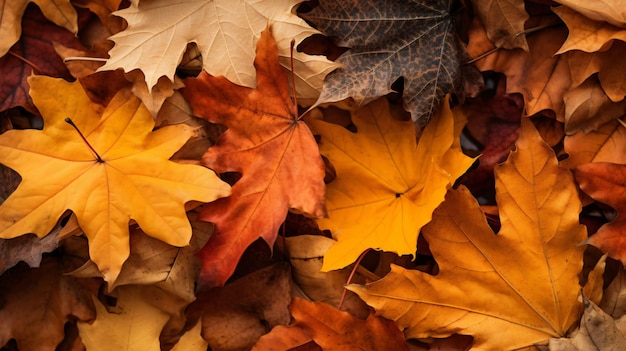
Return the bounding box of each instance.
[69,216,211,301]
[252,297,409,351]
[349,118,588,349]
[574,162,626,265]
[563,75,626,134]
[308,96,474,271]
[0,76,231,283]
[554,5,626,53]
[0,5,86,114]
[561,119,626,168]
[555,0,626,27]
[0,0,77,56]
[77,285,182,351]
[0,255,95,351]
[181,27,326,289]
[98,0,337,104]
[566,42,626,103]
[301,0,464,122]
[468,15,571,120]
[474,0,530,50]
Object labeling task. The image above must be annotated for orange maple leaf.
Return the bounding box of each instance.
[0,76,232,283]
[252,297,409,351]
[181,27,326,289]
[574,162,626,265]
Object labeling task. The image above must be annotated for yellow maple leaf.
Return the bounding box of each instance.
[77,286,178,351]
[349,118,589,350]
[98,0,338,104]
[0,76,231,283]
[308,96,474,271]
[0,0,78,56]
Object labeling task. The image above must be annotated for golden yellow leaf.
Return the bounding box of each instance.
[0,0,78,56]
[0,76,231,283]
[308,96,474,271]
[77,286,176,351]
[349,118,588,350]
[99,0,338,104]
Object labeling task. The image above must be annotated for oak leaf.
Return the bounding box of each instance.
[308,96,474,271]
[349,118,588,349]
[99,0,337,104]
[474,0,529,50]
[252,297,409,351]
[181,27,326,289]
[0,76,231,283]
[0,0,77,56]
[0,256,95,351]
[301,0,464,122]
[574,162,626,265]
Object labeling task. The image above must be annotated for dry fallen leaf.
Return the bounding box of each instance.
[474,0,529,50]
[548,297,626,351]
[563,75,626,134]
[554,5,626,53]
[308,96,474,271]
[0,76,231,283]
[301,0,465,123]
[468,15,571,120]
[189,263,292,351]
[252,297,409,351]
[0,255,95,351]
[562,119,626,168]
[0,0,78,56]
[0,5,86,114]
[554,0,626,27]
[349,118,589,349]
[181,27,326,289]
[574,162,626,265]
[99,0,337,103]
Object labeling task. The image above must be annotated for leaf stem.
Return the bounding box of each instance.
[63,57,108,63]
[289,39,299,117]
[338,248,370,310]
[64,118,104,163]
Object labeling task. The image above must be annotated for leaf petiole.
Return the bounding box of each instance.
[64,117,105,163]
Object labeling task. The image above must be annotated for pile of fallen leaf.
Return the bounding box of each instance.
[1,0,626,350]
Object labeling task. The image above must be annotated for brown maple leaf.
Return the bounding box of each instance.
[300,0,465,123]
[181,26,326,290]
[0,4,87,114]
